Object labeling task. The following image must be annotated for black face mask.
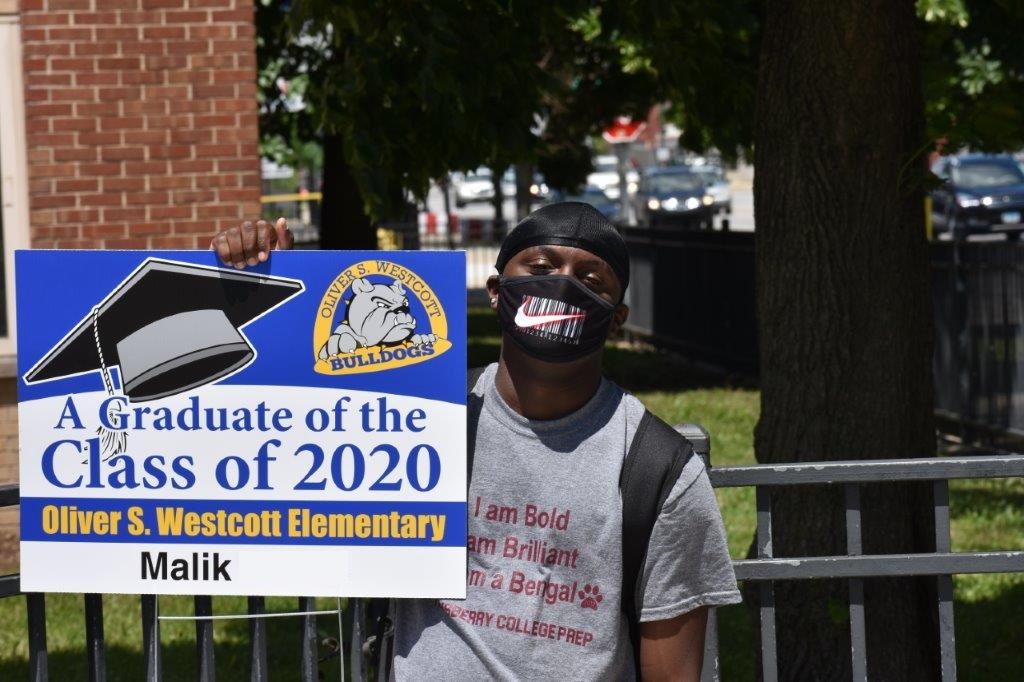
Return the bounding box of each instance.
[497,275,616,363]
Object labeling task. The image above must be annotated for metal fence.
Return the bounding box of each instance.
[621,228,758,374]
[0,477,344,681]
[704,452,1024,682]
[4,441,1023,680]
[619,232,1024,442]
[933,241,1024,441]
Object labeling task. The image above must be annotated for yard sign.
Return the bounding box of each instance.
[15,250,467,598]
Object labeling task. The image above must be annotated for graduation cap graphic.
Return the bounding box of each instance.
[24,259,304,456]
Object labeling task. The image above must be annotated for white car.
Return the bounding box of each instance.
[453,167,495,207]
[587,155,638,200]
[454,167,548,206]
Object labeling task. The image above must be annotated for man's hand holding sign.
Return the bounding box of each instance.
[211,217,293,268]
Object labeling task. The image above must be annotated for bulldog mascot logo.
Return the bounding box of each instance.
[313,259,451,375]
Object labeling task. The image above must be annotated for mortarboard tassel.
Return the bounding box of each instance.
[92,306,128,461]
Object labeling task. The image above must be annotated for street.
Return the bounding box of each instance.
[419,164,755,289]
[423,163,756,233]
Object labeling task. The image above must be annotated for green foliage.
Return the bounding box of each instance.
[920,0,1024,152]
[255,1,752,213]
[529,5,661,190]
[260,0,619,216]
[255,0,1024,219]
[610,0,760,160]
[918,0,970,27]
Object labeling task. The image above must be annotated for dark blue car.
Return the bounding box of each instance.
[635,167,715,229]
[931,154,1024,237]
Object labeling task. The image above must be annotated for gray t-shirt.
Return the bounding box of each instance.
[393,364,740,680]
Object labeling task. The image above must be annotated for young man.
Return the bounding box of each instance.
[212,203,740,680]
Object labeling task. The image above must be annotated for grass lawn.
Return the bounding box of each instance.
[1,308,1021,678]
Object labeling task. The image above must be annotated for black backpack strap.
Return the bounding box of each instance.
[619,409,694,673]
[364,597,391,678]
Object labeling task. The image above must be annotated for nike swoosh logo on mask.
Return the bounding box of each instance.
[514,302,586,329]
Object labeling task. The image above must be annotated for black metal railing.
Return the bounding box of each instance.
[702,453,1024,682]
[620,228,758,374]
[5,439,1024,679]
[933,240,1024,441]
[618,232,1024,443]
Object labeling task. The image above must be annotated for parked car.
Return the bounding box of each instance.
[453,167,549,207]
[502,168,551,202]
[587,155,639,200]
[453,167,495,207]
[547,185,620,221]
[931,154,1024,236]
[635,167,715,229]
[692,165,732,214]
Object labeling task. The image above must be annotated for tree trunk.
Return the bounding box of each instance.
[492,169,506,238]
[752,1,939,680]
[319,133,376,250]
[515,162,534,223]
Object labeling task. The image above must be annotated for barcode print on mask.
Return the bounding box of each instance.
[516,295,587,343]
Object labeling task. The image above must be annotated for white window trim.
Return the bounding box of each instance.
[0,15,30,373]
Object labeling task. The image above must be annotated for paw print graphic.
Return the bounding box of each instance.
[579,584,603,610]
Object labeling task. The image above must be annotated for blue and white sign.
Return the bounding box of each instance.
[16,250,467,598]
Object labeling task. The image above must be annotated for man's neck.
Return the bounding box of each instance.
[493,336,604,420]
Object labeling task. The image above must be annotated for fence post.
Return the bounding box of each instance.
[248,596,268,682]
[141,595,161,682]
[27,592,48,682]
[844,484,867,681]
[699,609,720,682]
[194,595,215,682]
[676,422,721,682]
[934,480,957,682]
[951,237,972,441]
[84,593,106,682]
[299,596,318,682]
[349,598,365,682]
[756,487,778,682]
[375,601,393,682]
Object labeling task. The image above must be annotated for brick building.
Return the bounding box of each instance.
[0,0,262,569]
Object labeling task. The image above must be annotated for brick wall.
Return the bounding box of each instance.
[0,0,262,570]
[20,0,261,249]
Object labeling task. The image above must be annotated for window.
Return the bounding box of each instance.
[0,14,29,363]
[648,173,705,193]
[953,161,1024,189]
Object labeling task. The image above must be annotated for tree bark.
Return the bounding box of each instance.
[319,133,376,250]
[753,1,938,680]
[492,169,506,238]
[515,162,534,223]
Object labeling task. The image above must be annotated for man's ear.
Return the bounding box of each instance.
[609,303,630,336]
[485,275,500,312]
